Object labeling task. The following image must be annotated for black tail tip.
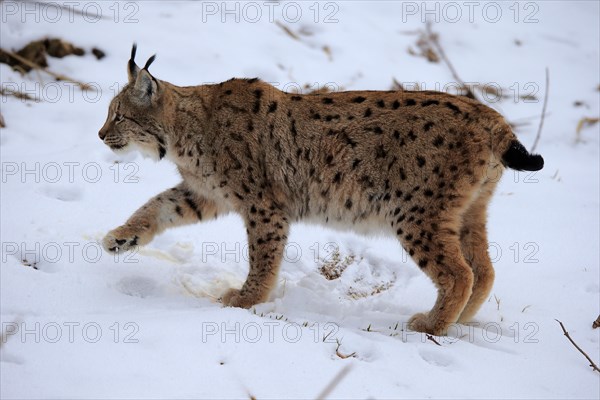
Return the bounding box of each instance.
[502,140,544,171]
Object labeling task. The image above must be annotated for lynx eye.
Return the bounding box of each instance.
[115,114,125,123]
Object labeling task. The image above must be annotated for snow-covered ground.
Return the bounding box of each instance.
[1,1,599,398]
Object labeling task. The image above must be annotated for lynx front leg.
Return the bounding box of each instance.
[222,207,290,308]
[102,183,221,253]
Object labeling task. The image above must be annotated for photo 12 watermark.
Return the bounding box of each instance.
[198,320,540,344]
[1,321,140,344]
[195,239,541,266]
[1,1,140,24]
[400,1,540,24]
[1,161,140,184]
[2,240,140,268]
[2,79,541,106]
[399,321,540,344]
[201,320,340,344]
[199,1,340,23]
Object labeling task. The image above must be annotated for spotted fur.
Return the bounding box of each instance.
[99,46,543,335]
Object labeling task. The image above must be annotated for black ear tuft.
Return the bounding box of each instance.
[143,54,156,71]
[128,43,139,79]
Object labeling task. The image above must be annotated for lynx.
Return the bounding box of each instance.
[99,45,543,335]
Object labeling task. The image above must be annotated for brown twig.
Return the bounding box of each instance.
[1,86,37,101]
[335,349,356,359]
[334,338,357,359]
[322,45,333,62]
[575,117,600,143]
[530,68,549,153]
[426,334,442,346]
[315,364,353,400]
[425,22,477,100]
[2,50,95,91]
[391,78,405,91]
[555,319,600,373]
[275,20,301,41]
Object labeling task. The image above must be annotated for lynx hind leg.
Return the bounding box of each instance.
[398,212,474,336]
[458,175,500,323]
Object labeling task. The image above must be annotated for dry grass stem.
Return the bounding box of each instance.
[1,86,38,101]
[530,68,549,153]
[425,22,477,100]
[275,20,301,41]
[334,339,356,360]
[555,319,600,373]
[2,50,95,91]
[575,117,600,143]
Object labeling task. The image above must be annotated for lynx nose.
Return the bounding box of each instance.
[98,129,106,140]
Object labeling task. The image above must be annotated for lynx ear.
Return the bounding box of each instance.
[133,69,158,103]
[130,51,159,103]
[127,43,140,82]
[134,69,158,101]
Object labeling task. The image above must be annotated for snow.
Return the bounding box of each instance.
[1,1,599,398]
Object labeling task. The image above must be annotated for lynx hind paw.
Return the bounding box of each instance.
[102,229,140,253]
[408,312,449,336]
[221,288,259,309]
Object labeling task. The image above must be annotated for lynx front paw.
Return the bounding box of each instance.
[102,227,142,253]
[221,288,260,309]
[408,312,449,336]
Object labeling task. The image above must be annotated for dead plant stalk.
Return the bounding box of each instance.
[3,50,95,91]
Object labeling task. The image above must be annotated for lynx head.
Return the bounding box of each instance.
[98,44,168,160]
